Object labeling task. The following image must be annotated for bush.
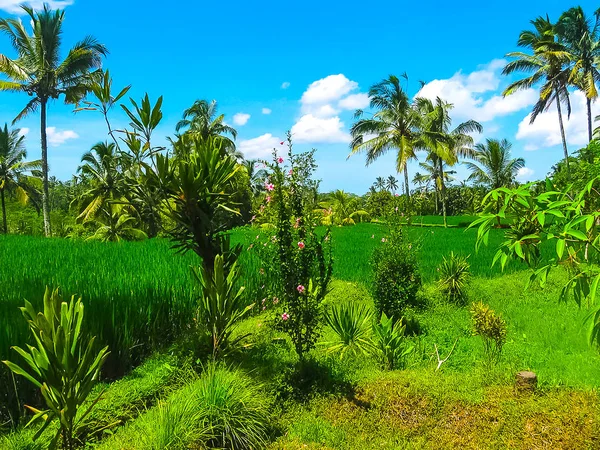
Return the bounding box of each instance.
[371,313,414,370]
[437,252,470,303]
[470,302,507,365]
[371,227,421,319]
[323,303,373,358]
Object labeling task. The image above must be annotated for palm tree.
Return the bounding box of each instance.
[413,156,456,213]
[465,139,525,190]
[75,142,123,222]
[349,75,420,199]
[557,7,600,142]
[0,124,41,233]
[175,99,237,150]
[374,176,386,191]
[415,97,482,226]
[243,160,267,196]
[386,175,399,194]
[320,190,369,226]
[87,207,147,242]
[503,15,572,171]
[0,5,107,236]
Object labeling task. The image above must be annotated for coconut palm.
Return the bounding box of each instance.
[243,160,267,196]
[75,142,124,222]
[557,7,600,142]
[415,97,482,226]
[175,99,237,150]
[349,75,420,199]
[0,124,41,233]
[413,156,456,213]
[386,175,399,194]
[465,139,525,190]
[374,176,386,191]
[0,5,107,236]
[503,15,572,170]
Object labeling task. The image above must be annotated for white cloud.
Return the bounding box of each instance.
[18,127,29,137]
[233,113,250,126]
[338,93,370,110]
[238,133,283,160]
[261,108,272,115]
[516,90,595,150]
[517,167,535,181]
[301,74,358,108]
[416,59,536,122]
[46,127,78,147]
[281,82,290,89]
[291,114,351,144]
[0,0,73,13]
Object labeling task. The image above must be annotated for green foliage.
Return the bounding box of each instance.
[371,226,421,319]
[3,288,109,449]
[371,313,413,370]
[470,302,507,366]
[323,303,373,358]
[471,176,600,344]
[194,254,254,357]
[437,252,470,303]
[254,134,333,359]
[155,136,241,269]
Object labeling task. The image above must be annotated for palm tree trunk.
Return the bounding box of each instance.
[41,98,51,237]
[555,90,570,175]
[403,166,410,199]
[1,188,7,234]
[587,97,593,143]
[438,158,447,228]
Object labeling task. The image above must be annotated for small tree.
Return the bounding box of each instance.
[254,134,333,360]
[470,302,507,366]
[3,288,110,450]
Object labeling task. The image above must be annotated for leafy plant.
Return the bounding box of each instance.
[323,303,373,358]
[194,254,254,357]
[371,313,413,370]
[371,226,421,319]
[2,288,110,450]
[470,302,507,366]
[437,252,471,303]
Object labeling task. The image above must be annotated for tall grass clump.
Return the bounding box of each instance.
[437,252,470,303]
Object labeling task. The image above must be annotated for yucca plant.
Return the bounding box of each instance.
[2,288,110,450]
[194,254,254,357]
[371,313,413,370]
[323,303,373,358]
[437,252,470,303]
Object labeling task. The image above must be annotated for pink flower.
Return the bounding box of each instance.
[395,193,400,197]
[265,183,274,191]
[381,238,387,243]
[250,215,256,222]
[288,169,293,176]
[277,157,284,164]
[262,306,266,311]
[261,298,266,304]
[395,207,399,212]
[282,312,290,321]
[280,141,284,145]
[297,285,305,294]
[298,241,305,249]
[266,195,271,203]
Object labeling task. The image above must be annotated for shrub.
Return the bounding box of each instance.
[194,254,254,358]
[470,302,507,365]
[371,313,414,370]
[437,252,470,303]
[323,303,373,358]
[371,227,421,319]
[2,288,110,450]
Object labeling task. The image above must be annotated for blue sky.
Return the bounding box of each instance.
[0,0,597,194]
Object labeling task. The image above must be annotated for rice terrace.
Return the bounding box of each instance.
[2,1,600,449]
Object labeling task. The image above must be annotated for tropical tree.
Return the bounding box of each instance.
[465,139,525,190]
[415,97,482,226]
[349,75,420,199]
[320,190,369,225]
[386,175,399,194]
[75,142,123,222]
[0,5,107,236]
[557,7,600,142]
[175,99,237,150]
[87,207,147,242]
[243,159,267,196]
[503,15,572,171]
[0,124,40,233]
[413,156,456,213]
[374,176,387,191]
